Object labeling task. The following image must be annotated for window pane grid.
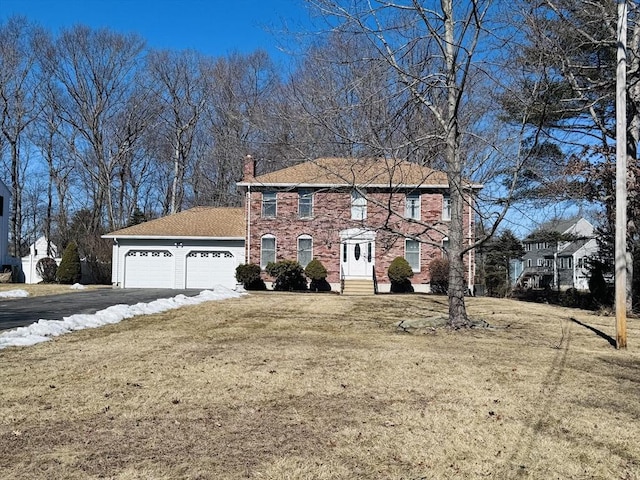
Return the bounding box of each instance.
[405,239,420,271]
[262,192,277,217]
[297,237,312,267]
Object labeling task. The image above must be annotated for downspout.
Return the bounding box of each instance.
[246,185,251,264]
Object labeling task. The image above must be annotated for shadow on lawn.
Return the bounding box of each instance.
[569,317,616,348]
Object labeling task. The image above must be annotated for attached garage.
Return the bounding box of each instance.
[185,250,236,289]
[103,207,245,290]
[124,250,175,288]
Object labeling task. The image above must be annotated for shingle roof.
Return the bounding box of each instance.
[103,207,245,238]
[238,157,475,188]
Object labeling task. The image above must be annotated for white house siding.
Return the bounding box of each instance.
[111,238,244,289]
[573,238,598,291]
[0,180,10,266]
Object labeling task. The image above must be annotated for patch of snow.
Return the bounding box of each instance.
[0,286,245,350]
[0,289,29,298]
[70,283,86,290]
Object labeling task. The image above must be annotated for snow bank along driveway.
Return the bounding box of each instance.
[0,287,245,350]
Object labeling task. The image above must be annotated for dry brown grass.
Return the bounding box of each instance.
[0,292,638,479]
[0,283,106,297]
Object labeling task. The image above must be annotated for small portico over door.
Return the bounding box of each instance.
[340,228,376,278]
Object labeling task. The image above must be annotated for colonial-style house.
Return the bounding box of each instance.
[237,157,481,293]
[517,217,598,291]
[103,157,480,292]
[1,179,11,270]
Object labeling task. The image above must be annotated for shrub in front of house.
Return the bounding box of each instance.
[235,263,266,290]
[266,260,308,291]
[56,242,82,284]
[388,256,414,293]
[429,258,449,294]
[304,258,331,292]
[36,257,58,283]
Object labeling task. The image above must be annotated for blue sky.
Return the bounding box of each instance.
[0,0,313,63]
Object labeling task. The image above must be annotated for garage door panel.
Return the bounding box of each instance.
[185,250,235,289]
[124,250,174,288]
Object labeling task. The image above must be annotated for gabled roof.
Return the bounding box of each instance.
[524,217,594,241]
[103,207,245,239]
[238,157,482,189]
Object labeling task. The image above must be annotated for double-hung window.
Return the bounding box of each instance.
[405,239,420,271]
[351,189,367,220]
[405,193,420,220]
[261,235,276,268]
[298,190,313,218]
[262,191,277,218]
[297,235,313,268]
[442,195,451,221]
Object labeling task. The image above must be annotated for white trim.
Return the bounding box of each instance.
[103,235,244,240]
[238,182,484,190]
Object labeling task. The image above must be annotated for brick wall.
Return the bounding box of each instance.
[244,188,474,287]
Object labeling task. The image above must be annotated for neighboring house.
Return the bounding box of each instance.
[21,236,60,284]
[103,207,245,289]
[237,157,481,293]
[517,217,598,291]
[1,179,10,269]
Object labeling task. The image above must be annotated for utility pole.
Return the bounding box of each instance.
[615,0,628,349]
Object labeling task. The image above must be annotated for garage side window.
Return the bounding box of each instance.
[0,195,3,216]
[261,235,276,269]
[262,191,277,218]
[297,235,312,268]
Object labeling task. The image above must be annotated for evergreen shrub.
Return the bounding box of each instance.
[235,263,266,290]
[266,260,307,291]
[304,258,331,292]
[388,256,414,293]
[56,242,82,284]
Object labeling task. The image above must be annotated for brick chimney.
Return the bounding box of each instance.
[243,154,255,179]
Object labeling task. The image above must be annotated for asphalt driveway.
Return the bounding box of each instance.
[0,288,202,331]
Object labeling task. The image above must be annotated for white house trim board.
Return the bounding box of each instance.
[0,179,10,266]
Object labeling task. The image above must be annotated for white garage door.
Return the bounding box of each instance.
[124,250,174,288]
[185,250,236,289]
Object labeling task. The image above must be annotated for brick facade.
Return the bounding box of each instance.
[243,187,475,289]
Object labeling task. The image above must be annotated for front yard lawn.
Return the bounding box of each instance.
[1,293,638,479]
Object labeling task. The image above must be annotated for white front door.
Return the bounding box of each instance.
[340,229,376,278]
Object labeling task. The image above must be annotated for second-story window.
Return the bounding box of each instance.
[442,195,451,221]
[405,193,420,220]
[262,191,277,218]
[351,189,367,220]
[298,189,313,218]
